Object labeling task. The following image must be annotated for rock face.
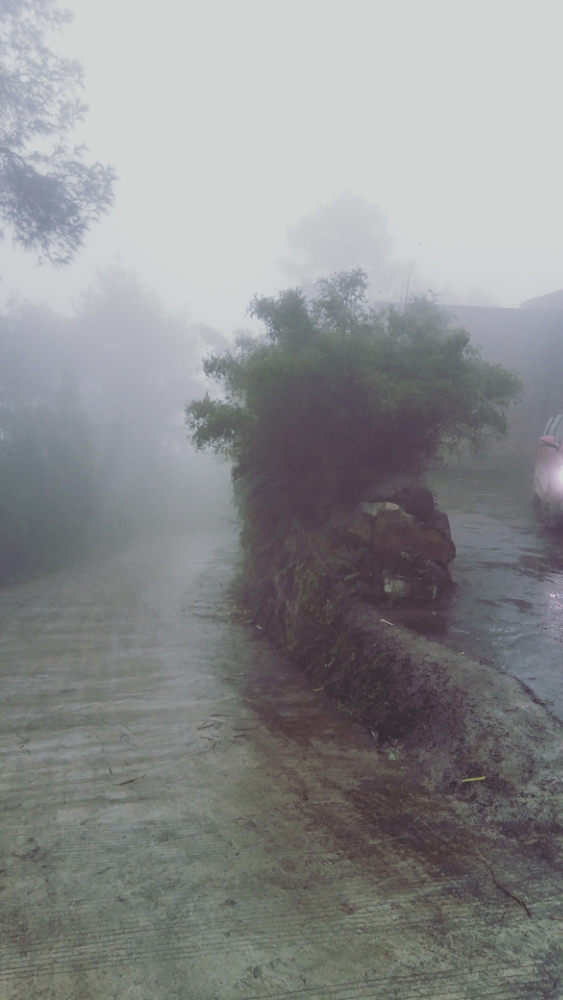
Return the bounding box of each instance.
[346,501,455,565]
[342,487,455,602]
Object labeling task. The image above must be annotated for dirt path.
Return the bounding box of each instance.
[1,532,563,999]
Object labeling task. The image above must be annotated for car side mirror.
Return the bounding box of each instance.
[540,435,559,447]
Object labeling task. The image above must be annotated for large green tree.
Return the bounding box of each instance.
[186,269,521,525]
[0,0,115,264]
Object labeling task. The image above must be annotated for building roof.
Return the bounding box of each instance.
[520,289,563,311]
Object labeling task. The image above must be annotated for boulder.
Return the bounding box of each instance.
[363,481,435,523]
[346,502,455,566]
[392,485,435,523]
[371,506,455,566]
[342,497,455,602]
[427,508,453,540]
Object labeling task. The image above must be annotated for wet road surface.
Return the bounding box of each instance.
[390,468,563,721]
[2,528,563,998]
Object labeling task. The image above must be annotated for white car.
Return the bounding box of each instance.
[534,412,563,527]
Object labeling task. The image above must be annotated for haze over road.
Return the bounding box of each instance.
[1,529,562,998]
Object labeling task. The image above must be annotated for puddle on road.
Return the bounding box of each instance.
[476,560,519,571]
[499,598,534,612]
[366,470,563,722]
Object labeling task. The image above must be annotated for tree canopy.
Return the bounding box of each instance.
[186,269,522,524]
[0,0,115,264]
[279,192,409,300]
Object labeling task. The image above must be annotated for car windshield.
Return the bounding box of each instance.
[545,415,563,439]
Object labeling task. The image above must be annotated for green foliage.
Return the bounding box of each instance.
[186,270,522,525]
[0,0,115,264]
[188,270,521,740]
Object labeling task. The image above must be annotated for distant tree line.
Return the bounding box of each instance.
[0,267,227,586]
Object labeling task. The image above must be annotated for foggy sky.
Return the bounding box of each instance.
[1,0,561,331]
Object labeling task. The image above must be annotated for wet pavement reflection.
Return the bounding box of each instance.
[382,468,563,723]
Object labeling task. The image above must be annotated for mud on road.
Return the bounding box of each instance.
[2,527,563,998]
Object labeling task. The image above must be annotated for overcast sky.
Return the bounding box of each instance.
[1,0,562,330]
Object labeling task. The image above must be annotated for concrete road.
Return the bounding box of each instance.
[1,530,563,999]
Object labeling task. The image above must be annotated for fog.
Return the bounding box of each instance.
[1,0,562,580]
[2,0,562,329]
[0,266,232,584]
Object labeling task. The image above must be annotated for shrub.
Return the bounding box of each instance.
[186,269,522,529]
